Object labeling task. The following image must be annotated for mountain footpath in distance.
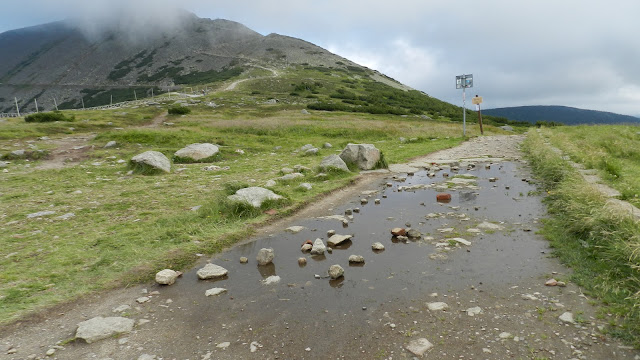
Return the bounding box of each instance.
[483,105,640,125]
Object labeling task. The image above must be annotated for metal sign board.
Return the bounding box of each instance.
[456,74,473,89]
[472,96,483,105]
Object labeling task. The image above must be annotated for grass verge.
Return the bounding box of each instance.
[523,130,640,348]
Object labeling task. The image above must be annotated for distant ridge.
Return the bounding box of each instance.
[482,105,640,125]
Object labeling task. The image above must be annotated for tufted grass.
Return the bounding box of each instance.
[523,130,640,348]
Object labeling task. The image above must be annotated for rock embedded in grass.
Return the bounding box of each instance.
[319,154,349,172]
[130,150,171,173]
[197,263,228,279]
[339,143,382,170]
[227,187,283,208]
[174,143,219,162]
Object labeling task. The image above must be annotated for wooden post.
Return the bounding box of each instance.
[15,97,20,117]
[34,98,39,113]
[134,90,137,101]
[81,97,85,110]
[54,98,59,111]
[478,104,484,135]
[151,88,154,99]
[110,95,113,106]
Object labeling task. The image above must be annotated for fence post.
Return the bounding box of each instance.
[15,97,20,117]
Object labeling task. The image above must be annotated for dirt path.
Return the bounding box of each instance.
[33,134,97,170]
[2,135,639,359]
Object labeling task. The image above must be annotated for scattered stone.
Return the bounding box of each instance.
[319,154,350,172]
[155,269,179,285]
[286,226,306,233]
[545,278,558,286]
[46,348,56,356]
[281,167,294,174]
[298,257,307,266]
[112,305,130,313]
[227,187,283,208]
[477,221,505,231]
[426,302,449,311]
[205,288,228,296]
[499,332,513,339]
[174,143,219,162]
[327,234,353,246]
[406,229,422,238]
[301,244,312,252]
[466,306,483,316]
[104,141,117,148]
[299,144,314,152]
[217,342,231,349]
[298,182,313,191]
[436,193,452,202]
[262,275,281,285]
[323,142,332,148]
[328,264,344,279]
[130,151,171,173]
[196,263,228,279]
[450,238,471,246]
[488,177,498,182]
[405,338,434,357]
[391,228,406,236]
[304,148,319,156]
[136,296,150,304]
[256,248,275,266]
[559,312,575,324]
[264,179,277,187]
[278,172,304,181]
[348,255,365,264]
[360,198,368,205]
[310,239,326,255]
[250,341,262,353]
[75,317,135,344]
[339,143,382,170]
[27,210,56,219]
[372,242,385,251]
[374,198,381,204]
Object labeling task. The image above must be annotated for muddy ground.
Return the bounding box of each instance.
[2,136,639,360]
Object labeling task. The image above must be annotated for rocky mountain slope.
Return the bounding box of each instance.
[0,12,372,113]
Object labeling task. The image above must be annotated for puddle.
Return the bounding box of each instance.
[159,161,549,317]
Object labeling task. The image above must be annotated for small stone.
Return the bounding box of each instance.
[217,342,231,349]
[262,275,281,285]
[256,248,275,266]
[136,296,150,304]
[559,312,575,324]
[372,242,385,251]
[239,257,249,264]
[310,239,326,255]
[344,209,353,215]
[451,237,471,246]
[360,198,368,205]
[298,257,307,266]
[391,228,406,236]
[328,264,344,279]
[205,288,227,296]
[405,338,434,357]
[327,234,353,246]
[301,244,313,252]
[196,263,228,279]
[436,193,452,202]
[46,348,56,356]
[348,255,365,263]
[466,306,483,316]
[155,269,179,285]
[286,226,306,233]
[374,199,380,204]
[499,332,512,339]
[426,302,449,311]
[327,229,336,237]
[406,229,422,238]
[545,278,558,286]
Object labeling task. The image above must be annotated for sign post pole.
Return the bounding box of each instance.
[472,95,484,135]
[456,74,473,137]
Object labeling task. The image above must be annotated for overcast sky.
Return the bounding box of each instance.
[2,0,639,116]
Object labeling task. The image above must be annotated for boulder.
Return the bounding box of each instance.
[131,151,171,173]
[327,234,353,246]
[256,248,275,266]
[75,317,135,344]
[174,143,219,161]
[319,155,349,172]
[339,144,382,170]
[155,269,178,285]
[197,263,228,279]
[227,187,283,208]
[328,264,344,279]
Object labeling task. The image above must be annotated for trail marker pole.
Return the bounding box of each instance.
[15,97,20,117]
[151,88,154,99]
[110,95,113,106]
[134,90,137,101]
[81,97,85,110]
[455,74,473,137]
[53,97,58,111]
[34,98,39,113]
[472,95,484,135]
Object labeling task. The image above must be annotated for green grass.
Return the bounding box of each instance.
[523,130,640,348]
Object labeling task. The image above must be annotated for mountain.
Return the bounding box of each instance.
[482,105,640,125]
[0,13,381,113]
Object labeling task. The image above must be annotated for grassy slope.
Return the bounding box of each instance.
[523,130,640,347]
[0,65,511,324]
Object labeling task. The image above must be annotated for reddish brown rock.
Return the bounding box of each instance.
[391,228,406,236]
[436,193,452,203]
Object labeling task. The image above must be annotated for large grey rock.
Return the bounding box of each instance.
[75,317,135,344]
[227,187,283,208]
[256,248,275,266]
[131,151,171,173]
[327,234,353,246]
[277,173,304,181]
[197,263,228,279]
[319,155,349,172]
[174,143,219,161]
[155,269,178,285]
[328,264,344,279]
[339,144,382,170]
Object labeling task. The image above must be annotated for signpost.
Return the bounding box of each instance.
[456,74,473,136]
[472,95,484,135]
